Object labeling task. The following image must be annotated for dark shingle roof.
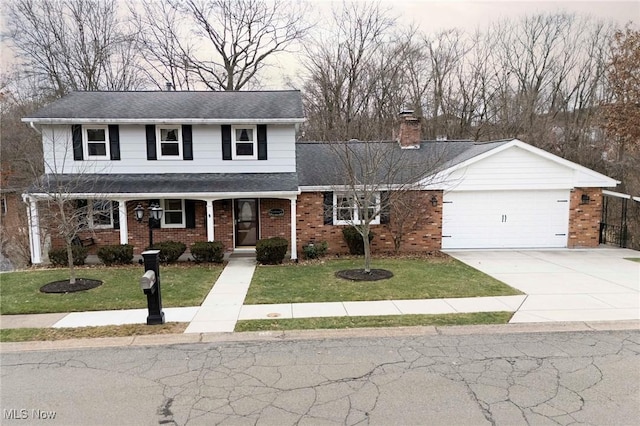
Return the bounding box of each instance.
[25,91,304,121]
[295,140,510,186]
[29,173,299,195]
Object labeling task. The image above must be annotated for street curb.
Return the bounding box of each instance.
[1,320,638,353]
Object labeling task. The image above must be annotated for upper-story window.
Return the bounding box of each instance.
[232,125,257,160]
[157,126,182,159]
[83,126,110,159]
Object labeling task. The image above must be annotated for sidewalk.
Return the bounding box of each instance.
[0,254,527,332]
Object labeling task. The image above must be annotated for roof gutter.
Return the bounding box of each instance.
[21,118,306,125]
[28,121,42,134]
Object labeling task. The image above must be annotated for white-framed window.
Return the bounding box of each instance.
[333,193,380,225]
[232,125,257,160]
[89,200,113,228]
[83,125,110,159]
[157,126,182,159]
[162,199,185,228]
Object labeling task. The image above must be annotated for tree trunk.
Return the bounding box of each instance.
[363,228,372,273]
[66,242,77,285]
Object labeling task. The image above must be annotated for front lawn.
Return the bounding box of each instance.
[245,257,521,304]
[0,264,222,315]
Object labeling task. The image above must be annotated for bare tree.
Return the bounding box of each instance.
[6,0,144,98]
[321,133,450,272]
[134,0,310,91]
[25,126,112,284]
[301,1,407,141]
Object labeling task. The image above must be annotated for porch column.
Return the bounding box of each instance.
[26,197,42,264]
[118,200,128,245]
[206,199,215,242]
[289,197,297,260]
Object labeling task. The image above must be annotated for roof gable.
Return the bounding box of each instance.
[436,139,618,190]
[23,90,305,124]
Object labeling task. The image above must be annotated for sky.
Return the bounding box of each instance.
[1,0,638,89]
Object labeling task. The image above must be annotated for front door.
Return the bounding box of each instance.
[235,199,259,246]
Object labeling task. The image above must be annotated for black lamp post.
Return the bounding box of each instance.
[134,202,163,247]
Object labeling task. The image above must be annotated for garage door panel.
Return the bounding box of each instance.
[442,190,569,249]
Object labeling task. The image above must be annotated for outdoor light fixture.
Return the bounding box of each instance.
[581,194,591,204]
[431,195,438,207]
[133,202,164,247]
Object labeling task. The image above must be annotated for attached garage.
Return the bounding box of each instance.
[442,190,570,249]
[435,139,619,250]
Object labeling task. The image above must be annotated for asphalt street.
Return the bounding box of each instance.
[1,329,639,425]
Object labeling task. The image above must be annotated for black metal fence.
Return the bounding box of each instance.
[599,223,627,248]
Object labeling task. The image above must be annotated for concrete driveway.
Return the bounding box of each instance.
[446,248,640,323]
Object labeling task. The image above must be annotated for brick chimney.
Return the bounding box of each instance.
[397,109,421,149]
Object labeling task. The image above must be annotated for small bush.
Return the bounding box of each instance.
[150,241,187,263]
[302,241,328,259]
[97,244,134,266]
[256,237,288,265]
[48,246,88,266]
[342,227,374,255]
[190,241,224,263]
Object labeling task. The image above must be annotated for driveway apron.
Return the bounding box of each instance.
[446,248,640,323]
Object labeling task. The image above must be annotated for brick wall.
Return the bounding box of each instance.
[296,191,442,255]
[260,199,291,241]
[568,187,603,248]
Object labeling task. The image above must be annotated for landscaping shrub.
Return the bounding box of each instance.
[256,237,288,265]
[190,241,224,263]
[97,244,134,266]
[48,246,88,266]
[302,241,328,259]
[342,227,374,255]
[150,241,187,263]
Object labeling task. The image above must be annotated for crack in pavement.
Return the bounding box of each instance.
[1,330,638,425]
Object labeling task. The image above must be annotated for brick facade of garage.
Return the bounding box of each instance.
[568,187,603,248]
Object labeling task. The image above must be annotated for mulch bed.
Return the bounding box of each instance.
[335,269,394,281]
[40,278,103,294]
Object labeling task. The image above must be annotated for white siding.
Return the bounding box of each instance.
[42,123,297,174]
[447,146,574,191]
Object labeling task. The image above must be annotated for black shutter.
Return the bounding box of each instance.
[72,124,83,160]
[108,125,120,160]
[76,199,88,228]
[182,125,193,160]
[380,191,390,224]
[323,192,333,225]
[185,199,196,229]
[221,125,232,160]
[146,125,157,160]
[257,124,267,160]
[112,201,120,229]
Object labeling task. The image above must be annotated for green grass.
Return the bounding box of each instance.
[0,264,222,315]
[0,323,187,342]
[624,258,640,263]
[235,311,513,332]
[245,258,521,304]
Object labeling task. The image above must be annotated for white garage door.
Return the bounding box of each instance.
[442,190,570,249]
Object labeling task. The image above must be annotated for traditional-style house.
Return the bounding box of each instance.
[22,91,619,264]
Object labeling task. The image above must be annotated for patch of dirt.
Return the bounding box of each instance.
[335,269,394,281]
[40,278,103,294]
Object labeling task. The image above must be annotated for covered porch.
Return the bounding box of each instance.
[24,173,299,264]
